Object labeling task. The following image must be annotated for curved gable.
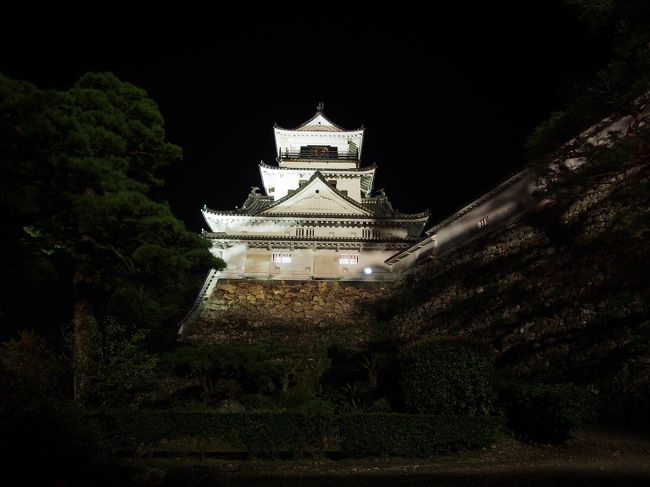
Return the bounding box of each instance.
[261,173,372,216]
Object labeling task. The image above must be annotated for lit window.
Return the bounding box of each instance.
[478,216,489,229]
[272,253,292,263]
[339,254,359,265]
[296,227,314,237]
[362,228,381,239]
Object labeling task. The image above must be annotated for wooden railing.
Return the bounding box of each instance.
[278,150,358,161]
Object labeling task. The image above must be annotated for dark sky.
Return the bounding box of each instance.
[2,3,609,231]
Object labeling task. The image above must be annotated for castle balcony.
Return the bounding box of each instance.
[278,149,358,162]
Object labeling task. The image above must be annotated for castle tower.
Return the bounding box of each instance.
[200,105,429,281]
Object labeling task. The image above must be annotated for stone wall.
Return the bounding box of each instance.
[184,158,650,417]
[184,280,393,349]
[383,163,650,415]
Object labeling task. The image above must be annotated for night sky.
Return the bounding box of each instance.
[2,3,610,231]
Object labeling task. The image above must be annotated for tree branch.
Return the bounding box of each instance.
[81,234,137,274]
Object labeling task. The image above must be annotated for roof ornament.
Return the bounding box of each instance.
[202,204,207,211]
[250,186,260,195]
[377,188,387,197]
[317,101,324,112]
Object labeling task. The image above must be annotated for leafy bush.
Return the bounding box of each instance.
[498,380,598,443]
[368,397,392,412]
[322,344,400,408]
[234,413,329,458]
[340,413,503,457]
[110,411,331,458]
[239,393,277,411]
[337,381,370,411]
[275,387,312,411]
[301,398,336,416]
[163,342,308,406]
[400,337,496,415]
[1,330,65,410]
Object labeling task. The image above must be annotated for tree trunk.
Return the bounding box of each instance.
[368,370,378,390]
[282,369,289,393]
[72,254,95,401]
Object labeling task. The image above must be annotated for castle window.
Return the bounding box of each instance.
[300,145,338,159]
[272,252,292,263]
[339,254,359,265]
[296,227,314,237]
[478,216,489,229]
[362,228,381,239]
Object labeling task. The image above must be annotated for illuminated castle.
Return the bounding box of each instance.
[200,104,429,281]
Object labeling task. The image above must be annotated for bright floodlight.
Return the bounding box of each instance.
[364,267,372,275]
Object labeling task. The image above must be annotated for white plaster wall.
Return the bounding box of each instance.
[434,174,536,254]
[224,220,293,237]
[274,130,364,158]
[335,178,361,201]
[354,250,394,276]
[221,243,248,273]
[262,170,362,201]
[217,245,397,279]
[264,172,302,200]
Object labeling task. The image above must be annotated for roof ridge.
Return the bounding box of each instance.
[294,110,346,131]
[259,171,373,216]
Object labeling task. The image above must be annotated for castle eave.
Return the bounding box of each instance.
[202,232,421,243]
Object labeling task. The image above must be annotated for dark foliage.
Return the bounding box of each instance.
[526,0,650,159]
[163,341,311,407]
[321,342,401,411]
[498,379,598,443]
[400,337,496,415]
[340,413,503,457]
[0,72,224,347]
[111,411,331,458]
[0,406,116,485]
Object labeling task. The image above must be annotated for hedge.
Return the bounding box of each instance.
[400,337,496,415]
[498,381,597,443]
[340,413,503,457]
[110,412,330,458]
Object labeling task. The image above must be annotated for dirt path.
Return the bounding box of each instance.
[136,425,650,486]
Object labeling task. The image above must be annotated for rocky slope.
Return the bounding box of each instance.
[384,157,650,419]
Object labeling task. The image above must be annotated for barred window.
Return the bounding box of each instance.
[339,254,359,265]
[362,228,381,239]
[478,216,489,229]
[296,227,314,237]
[272,253,292,263]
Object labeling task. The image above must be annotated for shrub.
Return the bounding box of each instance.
[275,387,312,411]
[1,330,65,409]
[234,413,329,458]
[498,380,598,443]
[400,337,496,415]
[239,393,277,411]
[368,397,392,412]
[301,398,336,416]
[109,411,331,458]
[340,413,503,457]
